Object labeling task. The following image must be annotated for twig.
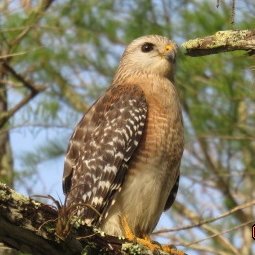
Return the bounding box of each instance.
[198,134,255,141]
[162,201,245,254]
[0,63,46,128]
[0,51,28,59]
[153,199,255,234]
[169,236,230,255]
[185,219,254,247]
[9,0,55,48]
[2,62,45,93]
[197,136,248,223]
[231,0,236,24]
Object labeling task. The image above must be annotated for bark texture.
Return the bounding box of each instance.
[0,183,184,255]
[182,29,255,56]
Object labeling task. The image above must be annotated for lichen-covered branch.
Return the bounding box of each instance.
[0,183,185,255]
[182,29,255,56]
[0,183,83,255]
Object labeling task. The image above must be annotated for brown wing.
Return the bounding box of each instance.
[62,84,147,225]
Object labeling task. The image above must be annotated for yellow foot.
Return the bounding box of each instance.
[121,215,135,240]
[162,244,185,255]
[136,238,185,255]
[120,216,185,255]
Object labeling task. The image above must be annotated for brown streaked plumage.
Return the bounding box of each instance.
[62,35,184,238]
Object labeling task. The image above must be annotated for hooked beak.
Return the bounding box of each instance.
[163,43,177,63]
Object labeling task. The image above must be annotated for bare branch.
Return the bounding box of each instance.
[185,219,254,247]
[0,52,28,59]
[0,63,46,128]
[168,202,241,254]
[154,199,255,234]
[2,62,45,93]
[169,236,230,255]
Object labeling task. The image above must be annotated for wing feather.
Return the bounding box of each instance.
[62,84,147,225]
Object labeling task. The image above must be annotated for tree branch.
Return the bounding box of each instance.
[2,62,45,93]
[0,183,186,255]
[182,29,255,56]
[0,63,46,129]
[9,0,55,50]
[153,199,255,234]
[171,201,240,254]
[0,183,82,255]
[184,219,254,248]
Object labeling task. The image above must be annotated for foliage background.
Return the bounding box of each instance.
[0,1,254,254]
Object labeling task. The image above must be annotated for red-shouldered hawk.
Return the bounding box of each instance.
[62,35,184,240]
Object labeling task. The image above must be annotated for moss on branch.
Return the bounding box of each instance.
[0,183,185,255]
[182,29,255,56]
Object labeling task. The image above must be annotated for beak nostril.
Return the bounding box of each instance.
[165,45,172,51]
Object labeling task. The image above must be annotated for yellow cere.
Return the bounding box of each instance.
[165,44,173,52]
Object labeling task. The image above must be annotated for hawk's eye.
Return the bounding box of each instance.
[141,42,154,53]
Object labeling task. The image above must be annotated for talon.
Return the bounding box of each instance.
[136,235,161,251]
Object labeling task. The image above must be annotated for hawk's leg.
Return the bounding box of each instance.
[121,216,185,255]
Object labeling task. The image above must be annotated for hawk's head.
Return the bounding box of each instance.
[116,35,177,81]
